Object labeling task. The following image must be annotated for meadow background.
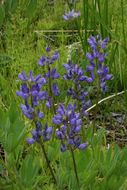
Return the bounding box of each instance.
[0,0,127,189]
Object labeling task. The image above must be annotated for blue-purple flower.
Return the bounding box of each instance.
[17,71,46,120]
[52,83,60,96]
[38,47,59,67]
[44,68,60,79]
[63,9,80,21]
[26,122,52,144]
[63,61,86,82]
[86,35,113,92]
[53,103,88,152]
[38,48,60,109]
[63,60,90,115]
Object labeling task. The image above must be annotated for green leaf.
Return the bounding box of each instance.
[4,0,19,14]
[20,154,40,188]
[8,102,19,124]
[0,5,5,27]
[25,0,37,18]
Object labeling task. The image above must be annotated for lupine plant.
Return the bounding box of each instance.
[16,2,113,189]
[16,32,113,189]
[16,70,56,184]
[86,35,113,93]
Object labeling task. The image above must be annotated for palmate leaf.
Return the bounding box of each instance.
[0,103,26,153]
[19,154,40,188]
[5,119,26,153]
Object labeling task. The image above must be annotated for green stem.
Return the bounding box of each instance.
[75,83,85,140]
[92,59,100,136]
[70,148,80,189]
[92,86,99,135]
[39,141,57,184]
[47,64,56,114]
[66,0,85,52]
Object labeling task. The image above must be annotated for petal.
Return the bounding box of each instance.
[60,143,66,152]
[26,138,35,144]
[78,142,88,150]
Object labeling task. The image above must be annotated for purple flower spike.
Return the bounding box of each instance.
[86,35,113,92]
[53,103,88,152]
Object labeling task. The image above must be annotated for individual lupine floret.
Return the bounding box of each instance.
[52,103,88,152]
[63,9,80,21]
[86,35,113,92]
[44,68,60,79]
[52,83,60,96]
[97,65,113,92]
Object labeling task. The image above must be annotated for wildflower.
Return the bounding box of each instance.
[38,48,60,110]
[53,103,88,152]
[63,9,80,21]
[17,71,47,119]
[86,35,113,92]
[63,61,86,82]
[44,68,60,79]
[38,48,59,67]
[26,122,52,144]
[63,60,90,115]
[52,83,60,96]
[17,71,48,143]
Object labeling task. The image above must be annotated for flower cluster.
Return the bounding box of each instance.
[17,71,46,119]
[27,122,52,144]
[86,35,113,92]
[63,9,80,21]
[53,103,88,152]
[16,71,52,144]
[63,60,91,116]
[63,60,86,82]
[38,48,60,108]
[38,48,59,67]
